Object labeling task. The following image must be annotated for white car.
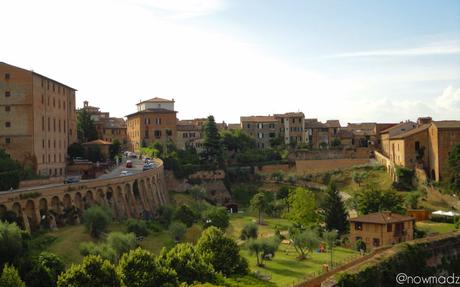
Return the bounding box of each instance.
[120,171,133,176]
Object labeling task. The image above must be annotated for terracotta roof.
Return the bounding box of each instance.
[126,108,177,118]
[346,122,376,130]
[227,123,241,129]
[240,116,277,122]
[83,139,112,145]
[304,119,325,128]
[139,97,174,104]
[349,212,414,224]
[433,121,460,129]
[274,112,305,118]
[325,120,341,128]
[391,124,430,139]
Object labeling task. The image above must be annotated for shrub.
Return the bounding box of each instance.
[0,265,25,287]
[175,205,199,227]
[202,207,229,230]
[82,206,112,238]
[126,219,149,237]
[240,223,258,240]
[0,221,27,267]
[169,221,187,242]
[80,242,117,262]
[106,232,137,259]
[155,206,175,228]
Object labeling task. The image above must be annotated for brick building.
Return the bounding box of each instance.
[0,62,77,177]
[274,112,305,145]
[240,116,279,149]
[349,212,415,250]
[126,97,177,153]
[304,118,341,148]
[81,101,127,148]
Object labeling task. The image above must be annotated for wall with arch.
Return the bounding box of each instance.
[0,159,168,232]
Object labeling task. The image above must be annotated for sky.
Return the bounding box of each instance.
[1,0,460,124]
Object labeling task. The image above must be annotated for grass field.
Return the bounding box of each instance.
[416,220,457,234]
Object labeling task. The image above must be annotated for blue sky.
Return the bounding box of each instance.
[1,0,459,124]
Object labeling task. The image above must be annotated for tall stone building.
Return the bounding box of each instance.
[240,116,279,149]
[0,62,77,177]
[274,112,305,145]
[126,97,177,153]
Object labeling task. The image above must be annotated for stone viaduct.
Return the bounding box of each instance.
[0,159,168,232]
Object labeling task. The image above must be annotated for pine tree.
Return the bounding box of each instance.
[201,115,223,165]
[323,181,348,235]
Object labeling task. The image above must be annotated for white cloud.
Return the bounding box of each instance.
[328,42,460,58]
[435,86,460,111]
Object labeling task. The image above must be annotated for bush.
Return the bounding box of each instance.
[196,227,248,276]
[24,252,65,287]
[240,223,258,240]
[0,221,27,267]
[82,206,112,238]
[117,248,177,287]
[169,221,187,242]
[202,207,229,230]
[394,166,414,191]
[155,206,175,228]
[106,232,137,259]
[126,219,149,237]
[80,242,117,262]
[0,264,25,287]
[175,205,199,227]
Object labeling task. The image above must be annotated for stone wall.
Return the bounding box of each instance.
[0,159,168,233]
[19,177,65,189]
[289,148,371,161]
[295,159,369,174]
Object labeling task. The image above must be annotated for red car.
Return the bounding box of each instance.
[126,160,133,168]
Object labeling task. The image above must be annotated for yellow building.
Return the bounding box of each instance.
[0,62,77,177]
[126,98,177,153]
[349,212,415,250]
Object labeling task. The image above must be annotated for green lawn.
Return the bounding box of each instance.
[416,220,457,234]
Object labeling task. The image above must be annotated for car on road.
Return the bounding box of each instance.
[120,171,133,176]
[64,176,80,184]
[126,160,133,168]
[142,163,155,171]
[144,157,151,163]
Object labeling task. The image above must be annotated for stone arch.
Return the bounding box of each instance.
[63,194,72,209]
[143,178,155,212]
[84,190,94,208]
[96,188,106,206]
[133,180,145,213]
[152,182,161,206]
[24,200,38,231]
[125,183,139,218]
[115,185,128,219]
[51,196,61,214]
[74,192,83,211]
[39,198,48,216]
[0,204,6,219]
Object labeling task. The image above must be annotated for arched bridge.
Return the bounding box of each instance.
[0,159,168,232]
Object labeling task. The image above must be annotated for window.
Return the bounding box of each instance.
[5,106,10,112]
[166,129,172,136]
[269,132,276,138]
[154,130,161,138]
[4,73,10,80]
[144,130,149,138]
[246,124,250,128]
[5,91,10,97]
[53,118,56,132]
[53,98,55,107]
[48,140,50,148]
[42,139,45,148]
[258,132,264,139]
[354,222,363,231]
[5,138,11,144]
[387,224,392,232]
[41,94,44,104]
[258,123,263,129]
[5,122,11,128]
[372,238,380,247]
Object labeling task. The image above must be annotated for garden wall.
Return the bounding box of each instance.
[295,159,369,174]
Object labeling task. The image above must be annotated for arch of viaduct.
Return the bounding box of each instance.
[0,159,168,232]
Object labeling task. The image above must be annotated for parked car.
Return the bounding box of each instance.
[64,176,80,184]
[120,171,133,176]
[126,160,133,168]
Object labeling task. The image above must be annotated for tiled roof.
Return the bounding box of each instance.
[240,116,277,122]
[433,121,460,129]
[227,123,241,129]
[100,117,126,128]
[349,212,414,224]
[325,120,341,128]
[304,119,325,128]
[391,124,430,139]
[140,97,174,103]
[274,112,305,118]
[126,108,177,118]
[83,139,112,145]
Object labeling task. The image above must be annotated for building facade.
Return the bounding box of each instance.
[349,212,415,250]
[274,112,305,145]
[304,118,341,148]
[0,62,77,177]
[240,116,279,149]
[380,121,417,158]
[126,98,177,153]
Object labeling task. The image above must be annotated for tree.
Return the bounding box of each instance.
[202,207,229,230]
[221,129,256,153]
[448,144,460,195]
[106,232,137,259]
[323,230,338,266]
[0,265,25,287]
[82,206,112,238]
[109,139,122,160]
[405,191,421,209]
[250,192,269,224]
[67,143,85,160]
[352,171,367,187]
[25,252,65,287]
[240,223,258,240]
[117,248,177,287]
[322,182,349,235]
[247,237,280,267]
[169,222,187,242]
[57,255,120,287]
[201,115,223,165]
[188,186,206,201]
[290,228,319,260]
[155,206,174,228]
[286,187,317,227]
[0,148,21,190]
[0,221,26,268]
[77,109,98,143]
[352,186,405,215]
[80,242,117,262]
[175,205,198,227]
[196,227,248,276]
[126,219,149,237]
[159,243,215,284]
